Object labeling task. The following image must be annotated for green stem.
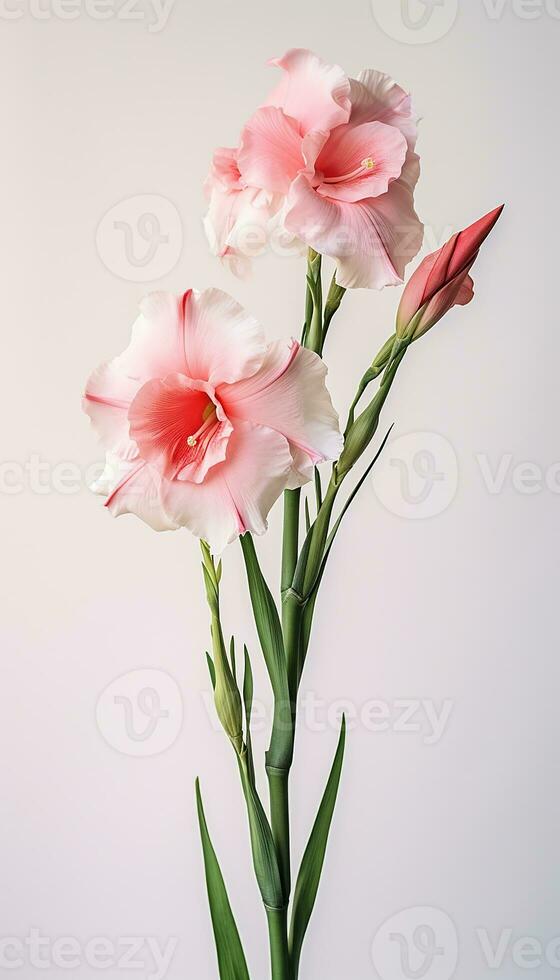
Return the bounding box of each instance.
[266,906,292,980]
[345,333,397,434]
[267,766,291,901]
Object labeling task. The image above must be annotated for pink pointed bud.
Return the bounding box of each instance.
[396,205,504,342]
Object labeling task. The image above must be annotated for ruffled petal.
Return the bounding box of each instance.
[204,146,244,196]
[203,185,283,277]
[219,340,343,480]
[100,457,180,533]
[122,292,189,380]
[83,292,192,457]
[238,107,305,194]
[349,70,417,150]
[266,48,351,134]
[184,288,267,387]
[161,421,293,553]
[83,361,139,459]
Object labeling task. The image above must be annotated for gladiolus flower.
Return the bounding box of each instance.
[204,48,423,290]
[396,205,504,341]
[83,289,342,553]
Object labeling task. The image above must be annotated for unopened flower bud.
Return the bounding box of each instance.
[396,205,504,342]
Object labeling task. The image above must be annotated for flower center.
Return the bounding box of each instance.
[186,402,218,448]
[322,157,376,185]
[128,374,232,484]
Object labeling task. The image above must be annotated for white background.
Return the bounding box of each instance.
[1,0,558,977]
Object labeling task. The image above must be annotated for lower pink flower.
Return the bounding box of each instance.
[83,289,343,552]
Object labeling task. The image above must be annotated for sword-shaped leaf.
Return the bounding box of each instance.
[289,717,346,976]
[195,780,250,980]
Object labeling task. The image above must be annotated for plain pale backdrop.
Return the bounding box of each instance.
[1,1,558,978]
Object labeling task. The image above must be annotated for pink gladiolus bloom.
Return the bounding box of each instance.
[204,49,423,290]
[83,289,343,553]
[396,205,504,340]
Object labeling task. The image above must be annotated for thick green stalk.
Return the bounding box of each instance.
[267,765,291,903]
[266,906,292,980]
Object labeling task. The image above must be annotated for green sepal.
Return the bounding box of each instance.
[238,755,285,912]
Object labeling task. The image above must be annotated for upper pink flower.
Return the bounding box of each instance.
[83,289,342,553]
[204,49,423,290]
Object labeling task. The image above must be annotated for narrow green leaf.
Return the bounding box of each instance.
[206,652,216,689]
[289,717,346,975]
[314,467,323,511]
[195,780,251,980]
[240,534,293,770]
[304,496,311,534]
[242,646,255,784]
[239,535,289,702]
[229,635,236,682]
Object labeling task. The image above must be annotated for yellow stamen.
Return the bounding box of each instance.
[361,157,376,170]
[186,435,197,447]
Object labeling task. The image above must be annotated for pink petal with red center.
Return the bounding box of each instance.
[128,374,232,484]
[286,153,423,289]
[161,421,294,553]
[266,48,351,134]
[219,340,343,482]
[82,292,189,459]
[316,121,407,203]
